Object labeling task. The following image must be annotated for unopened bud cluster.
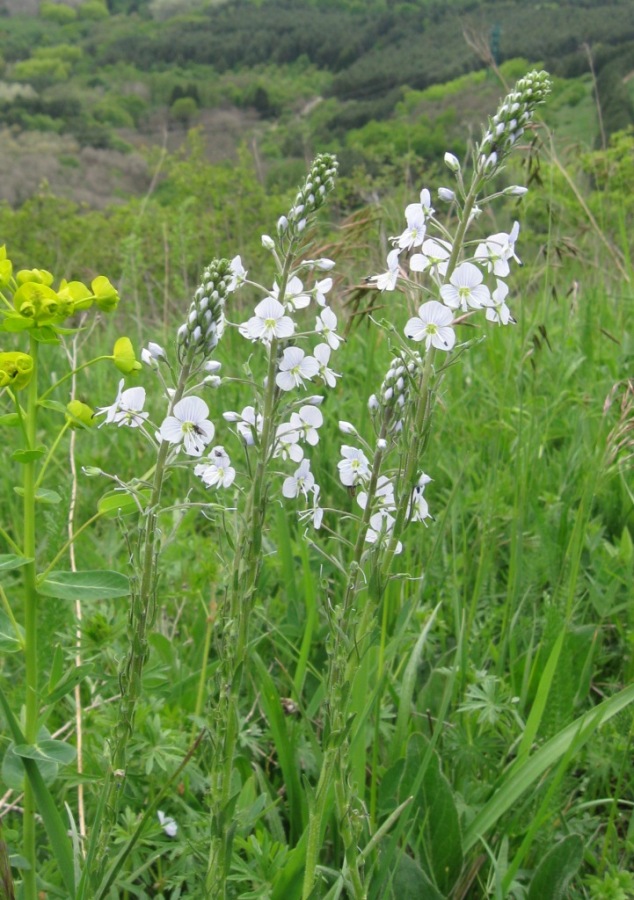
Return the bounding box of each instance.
[177,258,231,359]
[371,353,424,432]
[287,153,338,234]
[477,70,551,173]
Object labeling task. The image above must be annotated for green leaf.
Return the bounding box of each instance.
[30,326,61,344]
[392,605,440,756]
[0,610,24,652]
[37,569,130,601]
[252,652,307,838]
[97,489,149,517]
[464,683,634,852]
[2,741,58,790]
[0,554,33,573]
[0,687,75,896]
[416,738,463,895]
[14,740,77,766]
[13,486,62,504]
[527,834,583,900]
[0,413,20,426]
[46,663,93,705]
[386,853,445,900]
[37,399,68,414]
[11,445,47,463]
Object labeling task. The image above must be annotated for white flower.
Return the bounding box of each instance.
[96,379,149,429]
[314,277,333,307]
[284,405,324,446]
[275,347,319,392]
[228,255,247,291]
[239,297,295,344]
[357,475,395,513]
[223,406,262,445]
[338,445,371,487]
[274,423,304,462]
[298,483,324,529]
[409,472,432,522]
[314,342,340,388]
[397,202,427,250]
[440,262,491,311]
[157,810,177,838]
[366,512,402,555]
[410,238,452,281]
[194,445,236,489]
[475,222,521,277]
[283,459,315,499]
[375,248,401,292]
[486,279,515,325]
[273,275,310,312]
[315,306,341,350]
[405,300,456,351]
[159,396,215,456]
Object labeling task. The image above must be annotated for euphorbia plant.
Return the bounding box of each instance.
[0,252,130,899]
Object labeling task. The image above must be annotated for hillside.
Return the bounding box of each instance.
[0,0,631,207]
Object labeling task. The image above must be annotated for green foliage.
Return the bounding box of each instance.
[78,0,110,21]
[40,2,78,24]
[12,56,71,91]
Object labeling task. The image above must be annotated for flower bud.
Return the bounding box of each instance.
[261,234,275,250]
[179,258,231,360]
[444,152,460,172]
[504,185,529,196]
[438,187,455,202]
[338,420,357,435]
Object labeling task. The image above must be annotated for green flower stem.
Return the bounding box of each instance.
[302,429,388,899]
[38,355,111,402]
[93,352,195,879]
[206,250,296,897]
[22,334,39,900]
[34,419,70,489]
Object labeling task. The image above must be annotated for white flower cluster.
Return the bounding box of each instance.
[375,183,523,345]
[231,251,343,525]
[336,449,432,554]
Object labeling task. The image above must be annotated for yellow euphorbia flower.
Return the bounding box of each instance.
[113,336,141,374]
[0,351,34,390]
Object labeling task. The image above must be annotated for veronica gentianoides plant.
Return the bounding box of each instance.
[295,70,553,899]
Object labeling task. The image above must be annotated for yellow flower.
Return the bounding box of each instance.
[113,336,141,374]
[0,351,34,390]
[66,400,95,428]
[92,276,119,312]
[16,268,54,287]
